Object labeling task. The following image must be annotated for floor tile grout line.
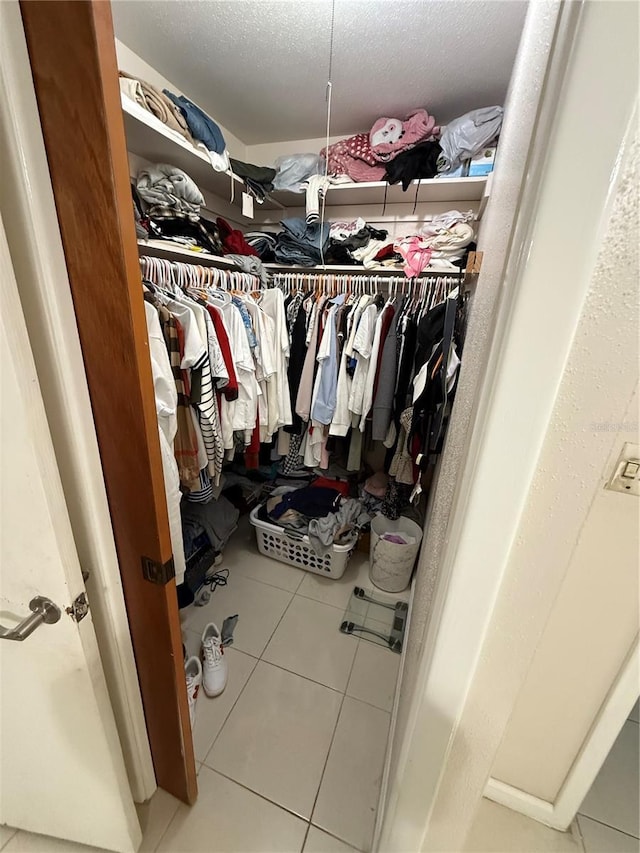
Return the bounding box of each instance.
[0,829,18,852]
[198,653,260,766]
[577,813,640,840]
[196,765,314,825]
[258,584,299,659]
[307,821,367,853]
[198,590,300,765]
[152,797,182,853]
[231,561,306,596]
[300,820,312,853]
[194,653,259,764]
[305,635,365,850]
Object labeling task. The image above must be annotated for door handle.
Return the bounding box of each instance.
[0,596,61,641]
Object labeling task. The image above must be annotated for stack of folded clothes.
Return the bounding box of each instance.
[259,485,370,555]
[134,166,225,255]
[274,218,330,267]
[244,231,278,262]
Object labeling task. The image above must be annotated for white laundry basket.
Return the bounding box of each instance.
[369,514,423,592]
[249,506,354,579]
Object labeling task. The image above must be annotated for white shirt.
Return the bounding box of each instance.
[258,288,293,429]
[348,303,378,416]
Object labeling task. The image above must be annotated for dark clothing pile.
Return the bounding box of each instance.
[325,224,389,266]
[244,231,278,262]
[274,218,330,267]
[230,159,277,203]
[384,141,442,190]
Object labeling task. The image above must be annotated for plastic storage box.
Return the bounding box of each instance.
[249,505,354,579]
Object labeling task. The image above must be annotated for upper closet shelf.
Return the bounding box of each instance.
[272,176,488,209]
[122,94,244,204]
[122,93,488,213]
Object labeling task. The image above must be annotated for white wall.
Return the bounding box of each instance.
[379,1,640,849]
[115,39,247,162]
[490,132,640,800]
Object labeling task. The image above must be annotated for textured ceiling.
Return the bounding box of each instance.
[112,0,528,145]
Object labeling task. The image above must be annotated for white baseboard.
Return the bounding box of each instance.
[485,778,563,829]
[486,637,639,832]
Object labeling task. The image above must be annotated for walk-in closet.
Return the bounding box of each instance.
[11,1,536,850]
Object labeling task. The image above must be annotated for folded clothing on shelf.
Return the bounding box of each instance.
[137,163,205,221]
[120,72,194,144]
[244,231,278,262]
[274,218,330,267]
[216,217,259,256]
[321,108,440,183]
[273,154,325,192]
[164,90,226,154]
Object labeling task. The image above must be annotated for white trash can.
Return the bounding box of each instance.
[369,514,423,593]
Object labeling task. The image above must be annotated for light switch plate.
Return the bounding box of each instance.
[606,442,640,496]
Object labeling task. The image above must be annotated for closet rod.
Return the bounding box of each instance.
[139,255,261,291]
[271,269,464,296]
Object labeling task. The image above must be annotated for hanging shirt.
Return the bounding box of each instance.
[331,295,371,436]
[360,303,394,431]
[348,302,378,416]
[258,288,293,429]
[207,293,259,447]
[296,295,327,422]
[311,298,343,425]
[144,301,186,584]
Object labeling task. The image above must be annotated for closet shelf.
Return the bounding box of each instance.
[122,95,250,207]
[122,95,489,215]
[270,176,488,209]
[136,239,242,269]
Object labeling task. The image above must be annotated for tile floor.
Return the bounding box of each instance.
[177,518,406,853]
[576,699,640,853]
[3,518,637,853]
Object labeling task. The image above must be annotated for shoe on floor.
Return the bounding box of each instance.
[184,656,202,728]
[201,622,228,697]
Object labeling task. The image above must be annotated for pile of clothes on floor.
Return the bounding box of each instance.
[258,484,371,555]
[177,495,240,608]
[243,209,475,277]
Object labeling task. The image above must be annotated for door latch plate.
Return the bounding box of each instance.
[66,592,89,622]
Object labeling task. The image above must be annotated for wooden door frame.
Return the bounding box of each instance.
[19,0,197,805]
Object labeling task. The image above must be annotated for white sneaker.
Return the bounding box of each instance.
[201,623,228,697]
[184,656,202,728]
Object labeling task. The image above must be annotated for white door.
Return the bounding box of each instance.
[0,212,142,853]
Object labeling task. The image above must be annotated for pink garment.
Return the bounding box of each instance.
[321,133,387,183]
[369,109,439,160]
[394,236,433,278]
[322,109,439,182]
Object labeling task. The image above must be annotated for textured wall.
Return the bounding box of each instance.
[491,123,639,802]
[384,0,563,820]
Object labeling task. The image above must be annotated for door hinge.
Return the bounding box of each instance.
[141,555,175,585]
[66,592,89,623]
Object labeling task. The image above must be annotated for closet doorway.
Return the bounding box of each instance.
[16,0,530,849]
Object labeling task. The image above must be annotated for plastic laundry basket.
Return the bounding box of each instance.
[249,506,354,579]
[369,514,423,593]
